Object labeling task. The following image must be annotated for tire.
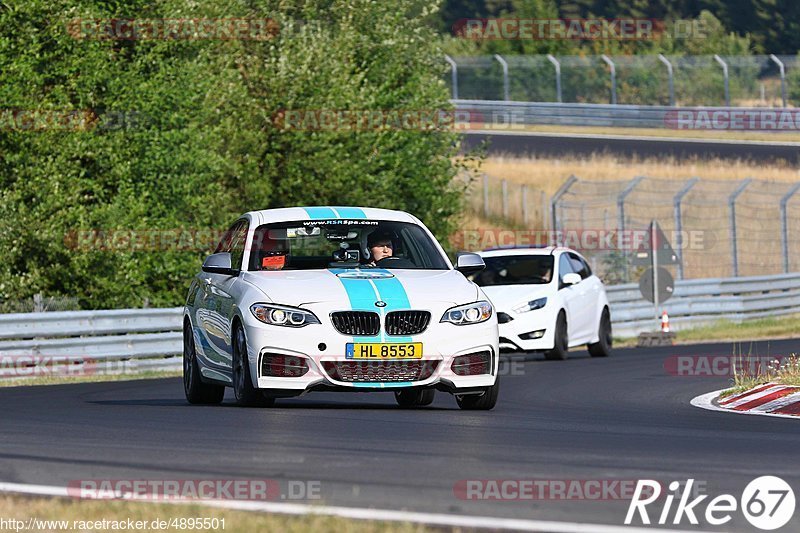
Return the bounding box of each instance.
[183,322,224,405]
[232,324,274,407]
[545,311,569,361]
[394,388,436,408]
[456,379,499,411]
[588,308,612,358]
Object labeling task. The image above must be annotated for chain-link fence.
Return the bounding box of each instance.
[445,54,799,107]
[461,174,800,284]
[0,293,81,313]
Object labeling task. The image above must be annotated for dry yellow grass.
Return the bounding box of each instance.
[0,494,431,533]
[476,153,800,197]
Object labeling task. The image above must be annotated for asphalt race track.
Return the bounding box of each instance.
[3,338,800,531]
[462,131,800,164]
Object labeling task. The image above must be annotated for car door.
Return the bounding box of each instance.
[557,253,584,344]
[197,219,246,367]
[567,252,597,342]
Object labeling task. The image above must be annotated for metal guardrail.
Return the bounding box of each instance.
[1,273,797,373]
[608,273,800,337]
[452,99,798,130]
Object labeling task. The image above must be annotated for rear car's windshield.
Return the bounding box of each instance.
[248,220,449,271]
[470,255,555,286]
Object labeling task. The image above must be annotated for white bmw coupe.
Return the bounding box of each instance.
[183,207,499,409]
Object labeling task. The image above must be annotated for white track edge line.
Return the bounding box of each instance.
[463,129,800,146]
[691,389,800,420]
[0,481,699,533]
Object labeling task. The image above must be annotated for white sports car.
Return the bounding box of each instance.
[183,206,499,409]
[472,247,611,360]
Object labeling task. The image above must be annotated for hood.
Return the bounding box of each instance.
[480,283,552,310]
[241,269,479,309]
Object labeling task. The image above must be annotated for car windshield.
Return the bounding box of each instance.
[470,255,554,286]
[247,220,449,271]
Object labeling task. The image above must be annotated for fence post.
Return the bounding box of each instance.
[658,54,675,106]
[551,175,578,232]
[482,174,489,218]
[546,54,562,103]
[33,293,44,313]
[494,54,510,101]
[770,54,787,108]
[501,179,509,219]
[780,183,800,273]
[521,184,529,225]
[541,191,548,230]
[601,54,617,105]
[444,55,458,100]
[729,178,752,277]
[713,55,730,106]
[673,177,698,280]
[618,176,644,280]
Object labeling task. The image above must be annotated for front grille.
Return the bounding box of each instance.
[330,311,380,336]
[497,312,513,324]
[323,360,439,382]
[385,311,431,335]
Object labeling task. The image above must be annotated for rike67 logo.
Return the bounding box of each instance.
[625,477,795,530]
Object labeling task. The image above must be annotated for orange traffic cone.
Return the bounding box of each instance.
[661,311,670,333]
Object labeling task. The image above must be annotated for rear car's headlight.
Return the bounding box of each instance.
[250,304,320,327]
[440,301,493,325]
[513,297,547,314]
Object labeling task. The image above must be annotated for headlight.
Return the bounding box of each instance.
[513,297,547,314]
[440,301,493,325]
[250,304,321,327]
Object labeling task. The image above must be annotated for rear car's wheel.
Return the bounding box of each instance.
[545,311,569,360]
[394,388,436,408]
[455,379,499,410]
[183,323,224,405]
[588,308,612,358]
[232,325,274,407]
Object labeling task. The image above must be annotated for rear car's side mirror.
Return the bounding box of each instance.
[561,272,581,286]
[202,252,237,276]
[456,253,486,277]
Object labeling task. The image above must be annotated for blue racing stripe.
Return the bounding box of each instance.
[303,206,338,219]
[371,269,412,342]
[333,207,366,219]
[329,268,382,343]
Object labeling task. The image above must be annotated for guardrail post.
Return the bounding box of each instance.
[501,179,509,219]
[770,54,787,107]
[673,177,698,279]
[618,176,644,280]
[551,175,578,232]
[482,173,489,218]
[546,54,562,103]
[658,54,675,106]
[713,55,730,107]
[521,184,529,225]
[780,183,800,273]
[444,55,458,100]
[601,54,617,105]
[729,178,752,277]
[494,54,510,101]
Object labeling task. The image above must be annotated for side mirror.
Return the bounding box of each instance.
[455,253,485,277]
[202,252,237,276]
[561,272,581,286]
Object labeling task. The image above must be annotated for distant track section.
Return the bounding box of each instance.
[461,130,800,163]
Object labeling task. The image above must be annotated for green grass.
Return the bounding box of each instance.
[0,369,181,388]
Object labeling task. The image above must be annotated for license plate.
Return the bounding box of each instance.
[345,342,423,359]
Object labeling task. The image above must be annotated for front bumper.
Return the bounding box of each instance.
[497,308,555,352]
[242,311,499,392]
